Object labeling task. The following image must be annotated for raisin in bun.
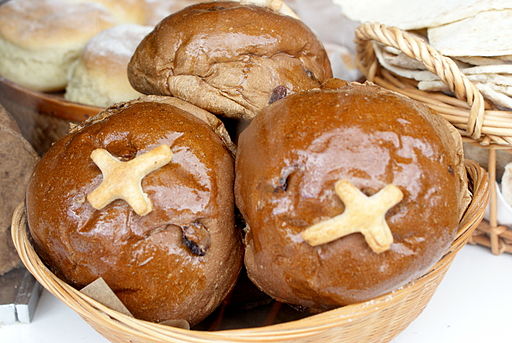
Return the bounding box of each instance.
[235,82,470,309]
[128,1,332,119]
[26,96,242,324]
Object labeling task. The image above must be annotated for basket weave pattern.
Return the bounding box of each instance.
[355,22,511,254]
[11,161,488,343]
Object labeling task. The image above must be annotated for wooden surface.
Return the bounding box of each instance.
[0,77,101,153]
[0,77,100,122]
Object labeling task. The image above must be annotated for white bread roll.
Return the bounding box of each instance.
[65,25,152,107]
[61,0,149,25]
[0,0,117,91]
[144,0,205,25]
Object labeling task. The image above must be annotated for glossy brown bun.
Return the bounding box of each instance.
[26,96,242,325]
[128,1,332,119]
[235,82,470,309]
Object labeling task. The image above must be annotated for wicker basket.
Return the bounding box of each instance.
[11,161,487,343]
[355,22,512,255]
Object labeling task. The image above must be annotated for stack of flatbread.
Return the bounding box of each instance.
[334,0,512,109]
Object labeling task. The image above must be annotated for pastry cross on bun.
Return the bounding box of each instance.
[301,180,404,253]
[235,82,470,309]
[26,96,242,325]
[86,144,174,216]
[128,1,333,119]
[0,0,118,91]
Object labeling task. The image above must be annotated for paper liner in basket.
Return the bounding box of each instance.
[81,277,190,330]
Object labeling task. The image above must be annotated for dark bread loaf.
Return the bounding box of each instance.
[26,96,243,324]
[128,1,332,119]
[235,82,469,309]
[0,105,38,276]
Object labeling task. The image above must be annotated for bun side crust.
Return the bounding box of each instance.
[27,100,242,324]
[128,1,332,118]
[236,83,467,308]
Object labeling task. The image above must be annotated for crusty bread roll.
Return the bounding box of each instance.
[128,1,332,119]
[65,25,152,107]
[26,96,242,324]
[0,106,20,133]
[236,82,469,309]
[0,0,117,91]
[0,105,38,276]
[60,0,148,24]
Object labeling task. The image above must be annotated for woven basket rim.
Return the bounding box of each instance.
[355,22,512,147]
[354,22,510,256]
[11,160,488,341]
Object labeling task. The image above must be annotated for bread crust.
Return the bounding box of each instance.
[65,25,152,107]
[27,98,242,324]
[128,1,332,119]
[235,82,468,308]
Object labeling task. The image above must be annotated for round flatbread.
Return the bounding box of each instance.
[429,10,512,57]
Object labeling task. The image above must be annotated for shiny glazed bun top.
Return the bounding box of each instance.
[235,82,469,309]
[26,96,242,325]
[128,1,333,119]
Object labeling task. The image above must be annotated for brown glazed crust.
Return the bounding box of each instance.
[128,1,332,119]
[26,100,243,325]
[235,82,468,309]
[70,95,237,155]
